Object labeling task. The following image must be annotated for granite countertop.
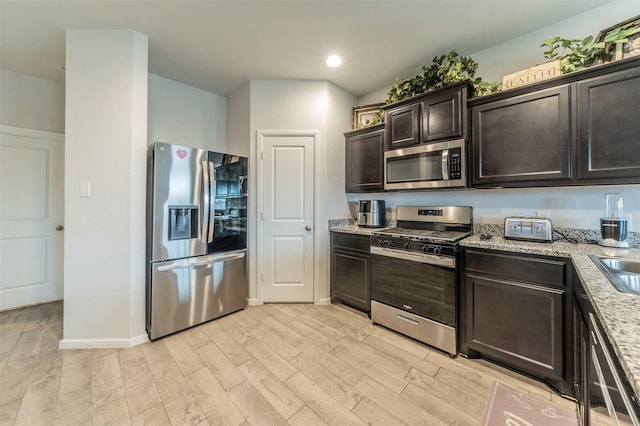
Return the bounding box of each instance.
[329,219,394,236]
[329,224,388,235]
[330,224,640,399]
[461,235,640,400]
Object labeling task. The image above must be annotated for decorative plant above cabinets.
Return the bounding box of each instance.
[352,50,499,130]
[541,15,640,74]
[386,50,499,104]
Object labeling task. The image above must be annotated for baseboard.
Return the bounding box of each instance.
[59,334,148,349]
[315,297,331,305]
[247,298,262,306]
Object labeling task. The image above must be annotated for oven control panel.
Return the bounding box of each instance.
[504,217,553,243]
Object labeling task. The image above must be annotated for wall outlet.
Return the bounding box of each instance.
[536,210,551,219]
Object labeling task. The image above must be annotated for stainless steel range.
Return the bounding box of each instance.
[370,206,472,356]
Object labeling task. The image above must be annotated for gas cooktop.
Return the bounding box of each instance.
[371,228,471,243]
[371,205,473,245]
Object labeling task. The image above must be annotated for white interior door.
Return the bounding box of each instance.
[0,126,64,310]
[259,131,315,302]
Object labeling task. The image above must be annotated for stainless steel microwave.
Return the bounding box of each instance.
[384,139,466,190]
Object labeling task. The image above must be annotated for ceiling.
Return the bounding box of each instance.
[0,0,614,97]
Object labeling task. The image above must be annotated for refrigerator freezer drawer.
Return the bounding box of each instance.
[147,250,247,340]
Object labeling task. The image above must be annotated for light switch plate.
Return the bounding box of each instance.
[79,181,91,198]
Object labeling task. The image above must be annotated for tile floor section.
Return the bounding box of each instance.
[0,301,578,425]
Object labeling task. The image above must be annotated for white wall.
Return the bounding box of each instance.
[326,83,357,220]
[358,0,640,104]
[472,0,640,84]
[244,80,356,303]
[350,0,640,233]
[62,30,148,347]
[227,81,251,157]
[148,73,226,152]
[0,69,65,133]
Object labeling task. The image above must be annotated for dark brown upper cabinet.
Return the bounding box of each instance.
[471,85,572,187]
[469,55,640,188]
[576,65,640,184]
[344,124,385,193]
[385,103,421,149]
[422,89,463,142]
[383,81,470,150]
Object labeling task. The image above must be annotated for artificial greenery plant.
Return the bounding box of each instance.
[386,50,499,104]
[356,50,498,128]
[541,20,639,74]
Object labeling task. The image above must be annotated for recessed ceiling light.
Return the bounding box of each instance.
[326,55,342,68]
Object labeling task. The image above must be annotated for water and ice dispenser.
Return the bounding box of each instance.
[169,205,199,240]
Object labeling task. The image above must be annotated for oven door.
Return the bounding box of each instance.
[371,253,456,326]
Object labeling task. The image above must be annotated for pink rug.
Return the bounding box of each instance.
[482,381,578,426]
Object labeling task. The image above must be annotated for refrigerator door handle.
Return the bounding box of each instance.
[201,160,211,244]
[212,251,246,263]
[157,258,212,271]
[208,161,215,244]
[156,251,246,272]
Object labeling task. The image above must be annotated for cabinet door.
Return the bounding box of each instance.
[465,274,565,381]
[345,126,384,192]
[576,66,640,183]
[422,90,462,142]
[471,85,572,187]
[331,249,370,312]
[385,103,421,149]
[574,303,589,426]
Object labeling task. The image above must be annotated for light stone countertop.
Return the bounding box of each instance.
[329,224,640,399]
[328,224,388,236]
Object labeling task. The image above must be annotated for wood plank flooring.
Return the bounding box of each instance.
[0,301,578,425]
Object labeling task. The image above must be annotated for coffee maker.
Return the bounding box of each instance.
[600,193,630,248]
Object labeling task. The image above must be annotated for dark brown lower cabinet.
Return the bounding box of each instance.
[461,248,573,396]
[574,271,640,424]
[573,299,588,425]
[330,232,370,313]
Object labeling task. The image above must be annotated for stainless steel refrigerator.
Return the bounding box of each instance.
[146,142,248,340]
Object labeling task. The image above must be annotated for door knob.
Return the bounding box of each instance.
[305,226,312,231]
[56,225,64,231]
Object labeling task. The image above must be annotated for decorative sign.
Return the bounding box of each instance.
[352,103,384,129]
[176,149,187,159]
[501,61,561,90]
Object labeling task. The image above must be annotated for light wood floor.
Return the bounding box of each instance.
[0,301,577,425]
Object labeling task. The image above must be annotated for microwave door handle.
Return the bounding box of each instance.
[441,149,449,181]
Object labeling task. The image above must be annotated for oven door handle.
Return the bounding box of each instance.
[371,246,455,268]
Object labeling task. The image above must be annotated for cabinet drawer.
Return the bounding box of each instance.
[331,233,370,253]
[464,249,566,288]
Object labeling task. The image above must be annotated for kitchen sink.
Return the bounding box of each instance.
[589,255,640,296]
